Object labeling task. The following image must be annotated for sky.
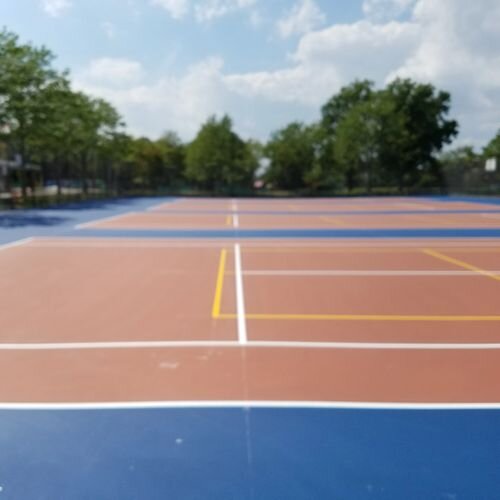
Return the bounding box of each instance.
[1,0,499,147]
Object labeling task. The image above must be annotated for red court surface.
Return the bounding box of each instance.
[149,198,500,213]
[83,211,500,230]
[2,236,500,404]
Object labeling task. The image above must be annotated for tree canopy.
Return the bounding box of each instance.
[1,27,498,201]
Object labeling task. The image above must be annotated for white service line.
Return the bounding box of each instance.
[74,212,136,229]
[234,243,248,345]
[3,340,500,351]
[0,341,240,351]
[249,341,500,350]
[233,214,239,228]
[242,270,500,277]
[1,400,500,411]
[0,237,34,252]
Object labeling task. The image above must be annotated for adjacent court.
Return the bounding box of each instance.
[1,196,500,499]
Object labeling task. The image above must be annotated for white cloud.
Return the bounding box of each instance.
[151,0,256,22]
[75,0,500,147]
[79,58,144,87]
[194,0,256,22]
[150,0,190,19]
[277,0,326,39]
[40,0,72,17]
[363,0,416,21]
[102,21,116,40]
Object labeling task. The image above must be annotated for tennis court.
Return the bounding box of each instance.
[1,196,500,498]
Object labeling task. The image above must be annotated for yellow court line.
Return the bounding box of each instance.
[225,215,232,226]
[217,313,500,321]
[211,249,227,319]
[423,249,500,282]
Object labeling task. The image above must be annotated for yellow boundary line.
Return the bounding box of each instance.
[211,247,500,322]
[211,249,227,318]
[423,249,500,282]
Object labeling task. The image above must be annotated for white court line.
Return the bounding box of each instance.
[232,199,239,228]
[243,270,500,277]
[3,340,500,351]
[396,203,436,211]
[0,237,34,252]
[1,401,500,411]
[234,243,248,345]
[74,212,137,229]
[0,341,239,351]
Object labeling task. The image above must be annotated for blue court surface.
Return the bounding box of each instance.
[2,195,500,499]
[1,408,499,499]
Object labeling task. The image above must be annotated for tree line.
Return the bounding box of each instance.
[1,28,499,202]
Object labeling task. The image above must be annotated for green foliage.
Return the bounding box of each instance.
[186,115,257,192]
[265,122,317,190]
[484,131,500,159]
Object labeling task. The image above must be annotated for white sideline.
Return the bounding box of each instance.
[0,237,34,252]
[74,212,136,229]
[1,400,500,411]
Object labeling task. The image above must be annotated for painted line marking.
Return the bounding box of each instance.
[233,214,239,228]
[0,237,34,252]
[4,340,500,351]
[397,203,436,211]
[218,313,500,321]
[234,243,248,345]
[318,216,349,227]
[225,215,232,226]
[242,270,500,277]
[1,401,500,411]
[424,248,500,282]
[212,249,227,319]
[74,212,136,229]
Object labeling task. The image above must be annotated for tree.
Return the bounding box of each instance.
[334,94,408,192]
[156,131,185,187]
[186,115,256,192]
[382,78,458,190]
[484,131,500,159]
[321,80,374,134]
[0,29,64,197]
[264,122,317,190]
[439,146,482,192]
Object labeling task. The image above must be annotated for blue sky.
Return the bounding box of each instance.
[1,0,499,146]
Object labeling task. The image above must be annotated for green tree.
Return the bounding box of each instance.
[0,29,64,197]
[185,115,256,192]
[264,122,317,190]
[439,146,482,192]
[484,131,500,159]
[382,78,458,190]
[321,80,374,134]
[156,131,185,188]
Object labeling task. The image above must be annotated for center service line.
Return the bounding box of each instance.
[234,243,248,345]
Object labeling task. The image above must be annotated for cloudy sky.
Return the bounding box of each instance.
[1,0,499,147]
